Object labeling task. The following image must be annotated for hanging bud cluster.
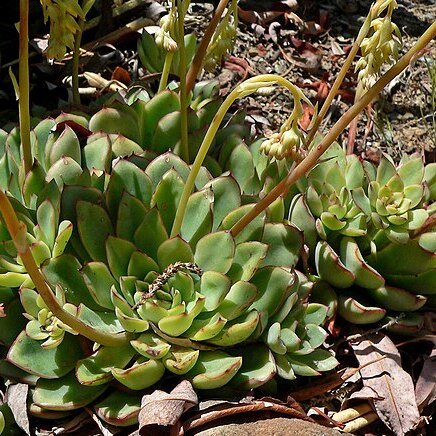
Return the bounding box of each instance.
[355,0,401,95]
[203,0,238,71]
[260,87,310,161]
[155,0,178,52]
[40,0,85,60]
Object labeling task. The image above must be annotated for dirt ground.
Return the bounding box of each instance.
[190,0,436,162]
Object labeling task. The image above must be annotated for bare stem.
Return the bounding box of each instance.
[185,0,230,95]
[158,51,174,93]
[19,0,32,175]
[177,0,189,162]
[304,13,372,149]
[0,191,130,346]
[231,21,436,237]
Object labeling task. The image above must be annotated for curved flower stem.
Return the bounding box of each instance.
[185,0,230,95]
[19,0,32,175]
[0,191,130,347]
[304,12,372,149]
[171,74,306,237]
[158,51,174,93]
[231,21,436,237]
[177,0,189,162]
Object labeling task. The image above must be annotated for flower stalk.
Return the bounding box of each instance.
[231,20,436,237]
[19,0,32,175]
[185,0,231,94]
[171,74,306,237]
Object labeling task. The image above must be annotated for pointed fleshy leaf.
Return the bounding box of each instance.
[183,312,227,341]
[130,332,171,360]
[249,267,295,317]
[95,390,141,427]
[111,358,165,390]
[227,241,269,282]
[77,201,113,262]
[340,237,384,289]
[157,236,194,269]
[151,169,185,234]
[231,345,276,389]
[163,346,199,375]
[106,236,136,279]
[367,286,427,311]
[217,281,257,320]
[338,295,386,324]
[80,262,116,310]
[7,331,85,379]
[194,231,235,273]
[145,152,190,189]
[48,125,81,167]
[45,157,83,187]
[207,310,259,346]
[89,103,140,144]
[134,208,168,260]
[187,351,242,389]
[34,371,107,410]
[315,241,355,288]
[76,343,136,385]
[106,159,152,219]
[260,223,303,269]
[204,176,241,231]
[83,134,111,172]
[42,255,104,310]
[199,271,231,311]
[116,192,148,242]
[288,194,317,251]
[181,189,213,248]
[220,204,265,244]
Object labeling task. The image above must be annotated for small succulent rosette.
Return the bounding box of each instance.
[289,143,435,329]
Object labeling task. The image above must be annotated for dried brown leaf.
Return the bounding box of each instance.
[351,333,420,435]
[138,380,198,432]
[415,346,436,410]
[6,383,30,435]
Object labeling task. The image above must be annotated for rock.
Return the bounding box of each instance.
[192,417,350,435]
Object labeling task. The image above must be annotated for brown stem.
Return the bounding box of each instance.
[19,0,32,175]
[0,191,130,346]
[185,0,230,94]
[231,21,436,237]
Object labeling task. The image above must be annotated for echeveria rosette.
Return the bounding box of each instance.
[1,152,337,426]
[288,145,435,326]
[289,142,368,253]
[353,153,430,245]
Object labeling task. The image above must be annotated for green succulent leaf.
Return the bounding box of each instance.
[194,231,235,273]
[199,271,232,311]
[250,267,295,318]
[151,169,185,233]
[227,241,269,282]
[8,331,85,379]
[232,345,276,389]
[260,223,303,269]
[76,343,136,386]
[94,390,141,427]
[187,351,242,389]
[134,207,169,260]
[315,241,355,289]
[111,358,166,390]
[157,236,194,269]
[77,201,114,262]
[34,371,107,411]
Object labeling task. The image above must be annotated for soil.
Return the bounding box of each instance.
[192,0,436,162]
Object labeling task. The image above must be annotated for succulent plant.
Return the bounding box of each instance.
[289,143,436,326]
[0,100,337,427]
